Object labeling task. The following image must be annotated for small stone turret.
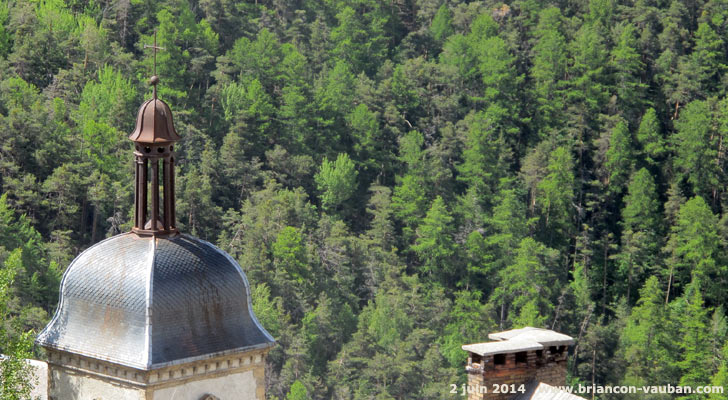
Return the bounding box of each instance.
[462,327,575,400]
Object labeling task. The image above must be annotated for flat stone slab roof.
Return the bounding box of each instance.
[462,339,543,356]
[462,327,574,356]
[488,327,575,347]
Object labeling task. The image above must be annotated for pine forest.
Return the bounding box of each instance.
[2,0,728,399]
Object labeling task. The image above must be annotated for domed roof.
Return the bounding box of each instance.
[36,233,274,369]
[128,97,181,144]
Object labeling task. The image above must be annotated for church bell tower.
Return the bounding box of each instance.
[36,36,274,400]
[129,74,180,236]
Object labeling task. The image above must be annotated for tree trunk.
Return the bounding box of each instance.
[666,265,674,304]
[91,205,98,244]
[591,349,596,400]
[79,198,87,237]
[626,260,632,305]
[602,240,608,315]
[673,101,680,120]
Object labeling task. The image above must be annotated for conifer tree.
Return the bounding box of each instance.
[484,185,528,275]
[605,121,634,193]
[536,146,575,248]
[413,196,457,285]
[457,110,513,202]
[493,237,559,328]
[286,380,309,400]
[392,131,429,243]
[530,7,567,132]
[675,279,712,397]
[563,22,608,143]
[710,342,728,399]
[621,276,674,386]
[315,153,358,214]
[430,4,454,42]
[664,196,722,304]
[673,100,719,199]
[636,108,666,167]
[691,22,725,95]
[440,290,494,368]
[619,168,661,302]
[611,23,647,120]
[330,3,388,76]
[0,249,37,400]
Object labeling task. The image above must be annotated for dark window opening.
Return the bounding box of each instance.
[549,346,557,354]
[536,350,543,358]
[494,354,506,365]
[515,351,527,364]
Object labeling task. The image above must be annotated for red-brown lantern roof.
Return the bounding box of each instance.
[128,85,180,144]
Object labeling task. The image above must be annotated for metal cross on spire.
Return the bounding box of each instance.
[143,30,165,98]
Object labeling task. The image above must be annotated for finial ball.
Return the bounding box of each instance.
[149,75,160,86]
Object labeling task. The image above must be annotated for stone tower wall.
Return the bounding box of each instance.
[466,346,568,400]
[46,348,268,400]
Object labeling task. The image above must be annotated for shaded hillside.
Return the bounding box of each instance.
[1,0,728,398]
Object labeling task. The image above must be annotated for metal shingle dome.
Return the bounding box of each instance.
[36,232,274,370]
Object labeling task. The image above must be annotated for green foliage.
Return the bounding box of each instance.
[622,169,661,236]
[611,23,647,116]
[536,146,575,247]
[349,103,388,178]
[75,66,136,176]
[391,131,429,242]
[177,165,221,239]
[440,291,494,368]
[272,226,309,285]
[430,5,454,42]
[221,28,281,89]
[673,100,718,197]
[0,252,36,400]
[0,1,11,58]
[636,108,666,165]
[493,237,559,328]
[315,153,358,213]
[465,184,528,292]
[619,168,661,301]
[710,342,728,399]
[3,0,728,397]
[412,196,456,283]
[139,3,218,103]
[458,110,512,199]
[691,22,725,95]
[286,380,309,400]
[251,283,284,338]
[328,272,456,399]
[620,276,675,387]
[531,7,567,131]
[302,293,356,376]
[330,3,388,76]
[605,121,634,192]
[664,196,724,304]
[675,280,712,396]
[565,22,608,127]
